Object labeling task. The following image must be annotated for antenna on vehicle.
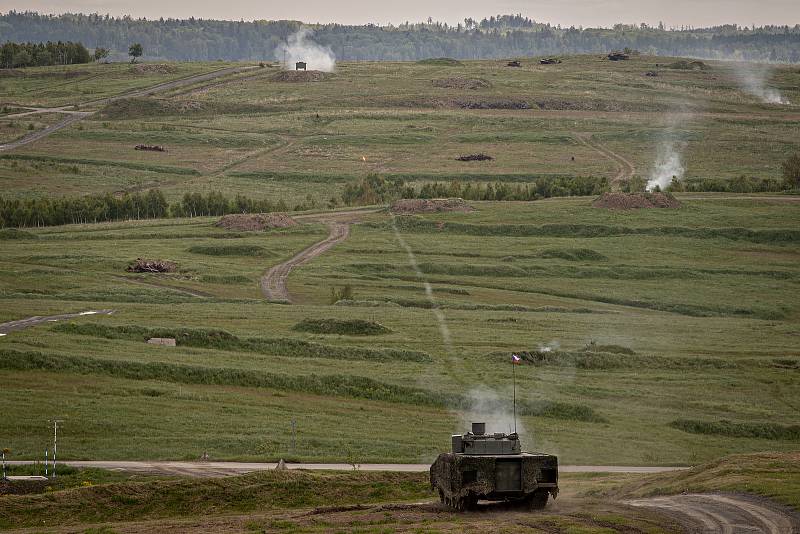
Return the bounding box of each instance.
[511,354,520,434]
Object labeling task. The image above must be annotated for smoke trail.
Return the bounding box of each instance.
[276,28,336,72]
[390,215,452,351]
[736,63,788,105]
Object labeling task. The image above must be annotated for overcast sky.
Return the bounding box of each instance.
[5,0,800,28]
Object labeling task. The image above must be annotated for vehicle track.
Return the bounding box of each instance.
[0,309,115,335]
[572,132,636,190]
[261,222,350,302]
[0,66,257,153]
[260,208,382,303]
[626,493,800,533]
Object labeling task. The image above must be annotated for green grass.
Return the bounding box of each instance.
[670,420,800,441]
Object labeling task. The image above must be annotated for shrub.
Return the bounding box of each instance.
[670,419,800,441]
[782,153,800,189]
[292,318,391,336]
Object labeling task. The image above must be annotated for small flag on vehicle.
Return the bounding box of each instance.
[512,354,521,364]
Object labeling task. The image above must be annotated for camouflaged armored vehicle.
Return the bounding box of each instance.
[430,422,558,510]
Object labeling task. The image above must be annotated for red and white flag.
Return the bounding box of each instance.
[512,354,521,364]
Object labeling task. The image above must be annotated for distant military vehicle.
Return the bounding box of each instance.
[430,422,558,511]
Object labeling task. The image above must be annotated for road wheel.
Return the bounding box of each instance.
[526,490,549,510]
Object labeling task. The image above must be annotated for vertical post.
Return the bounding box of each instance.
[512,359,517,434]
[1,449,5,479]
[53,421,57,478]
[45,448,48,477]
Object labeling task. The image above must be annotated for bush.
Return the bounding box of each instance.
[188,245,270,256]
[670,419,800,441]
[782,153,800,189]
[292,318,391,336]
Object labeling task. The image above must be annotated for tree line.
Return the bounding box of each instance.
[0,41,92,68]
[2,11,798,62]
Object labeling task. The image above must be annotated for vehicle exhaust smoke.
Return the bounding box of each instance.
[736,64,788,105]
[276,28,336,72]
[462,386,526,439]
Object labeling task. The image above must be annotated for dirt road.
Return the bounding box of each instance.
[261,222,350,302]
[0,66,257,153]
[0,309,114,335]
[6,460,688,477]
[260,208,381,302]
[573,133,636,190]
[626,493,800,533]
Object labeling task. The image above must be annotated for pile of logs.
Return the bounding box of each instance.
[607,51,630,61]
[134,144,166,152]
[540,58,562,65]
[506,60,522,67]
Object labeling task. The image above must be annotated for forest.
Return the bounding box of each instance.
[1,11,799,62]
[0,40,91,68]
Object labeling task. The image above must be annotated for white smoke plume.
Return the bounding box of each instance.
[461,386,527,441]
[646,140,685,192]
[736,63,788,105]
[537,341,560,353]
[276,28,336,72]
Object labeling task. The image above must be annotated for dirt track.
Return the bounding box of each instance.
[261,222,350,302]
[6,460,687,477]
[573,132,636,189]
[0,66,257,153]
[626,493,800,533]
[0,309,114,335]
[260,208,381,303]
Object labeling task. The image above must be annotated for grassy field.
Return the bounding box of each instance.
[1,56,798,203]
[0,196,798,467]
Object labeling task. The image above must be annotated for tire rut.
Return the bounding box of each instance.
[573,133,635,190]
[625,493,800,533]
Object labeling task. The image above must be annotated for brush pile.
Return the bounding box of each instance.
[456,153,493,161]
[134,144,166,152]
[592,192,681,210]
[215,213,297,231]
[127,258,177,273]
[271,70,327,82]
[432,77,491,90]
[130,64,178,74]
[390,198,475,214]
[456,99,530,110]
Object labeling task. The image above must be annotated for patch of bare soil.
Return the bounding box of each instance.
[592,192,681,210]
[216,213,297,231]
[271,70,328,82]
[390,198,475,214]
[126,258,177,273]
[130,64,179,74]
[432,77,491,90]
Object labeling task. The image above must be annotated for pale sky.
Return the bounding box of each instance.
[4,0,800,28]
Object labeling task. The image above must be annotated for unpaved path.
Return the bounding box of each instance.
[260,208,382,302]
[0,309,114,335]
[626,493,800,533]
[573,133,635,190]
[6,460,688,477]
[0,66,257,153]
[261,222,350,302]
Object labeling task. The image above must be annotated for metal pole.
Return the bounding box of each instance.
[45,448,48,477]
[512,359,517,434]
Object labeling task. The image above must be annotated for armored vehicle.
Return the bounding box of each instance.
[430,422,558,511]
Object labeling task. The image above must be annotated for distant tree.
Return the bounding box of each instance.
[128,43,143,63]
[782,153,800,189]
[94,47,109,61]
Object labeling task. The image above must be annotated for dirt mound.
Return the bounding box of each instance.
[215,213,297,231]
[271,70,328,82]
[390,198,475,214]
[456,153,493,161]
[130,64,178,74]
[457,99,530,110]
[432,77,491,90]
[592,192,681,210]
[668,60,709,71]
[127,258,177,273]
